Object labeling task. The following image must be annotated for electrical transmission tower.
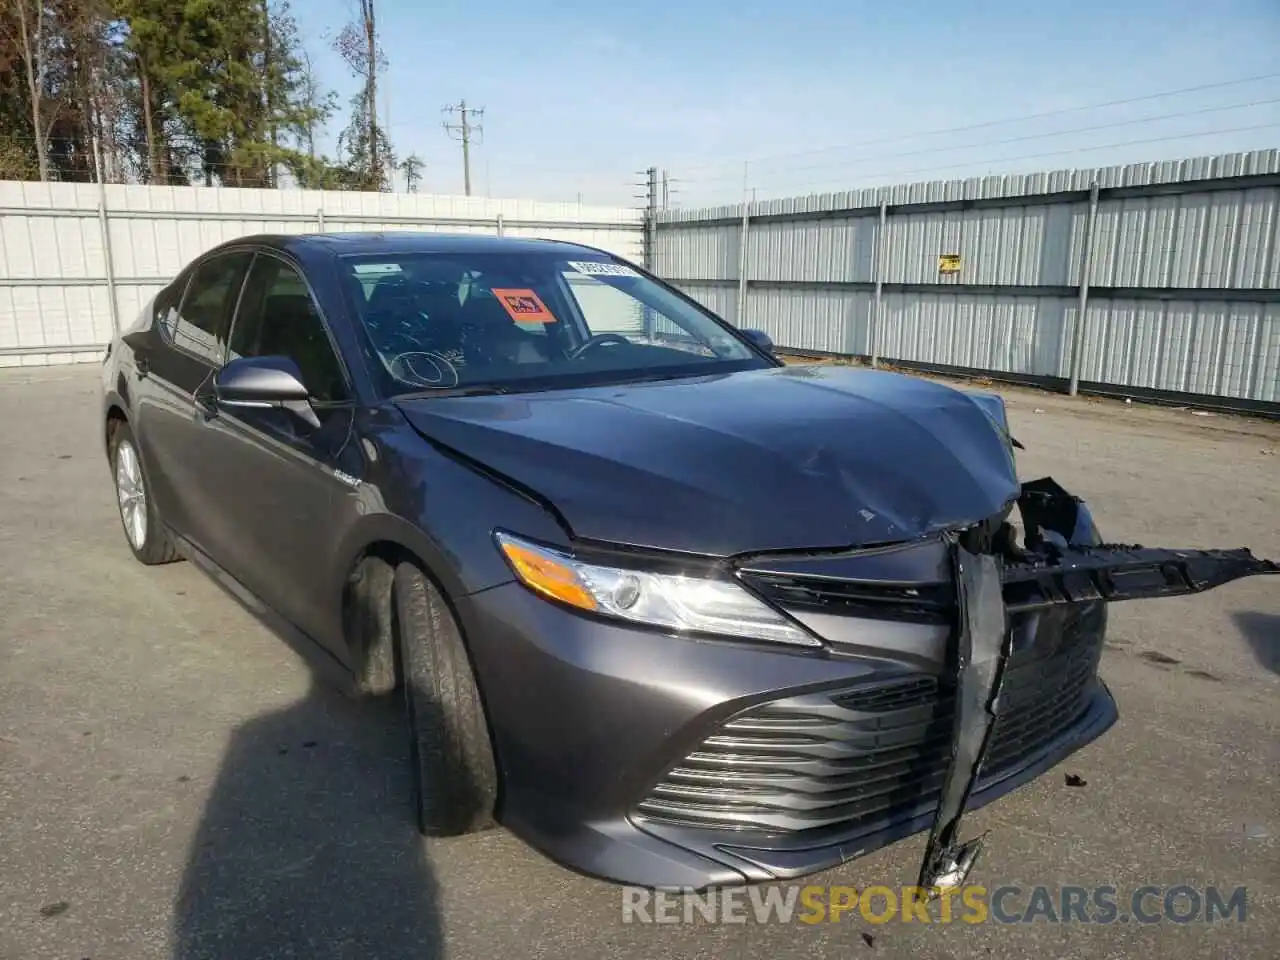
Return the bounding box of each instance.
[442,100,484,196]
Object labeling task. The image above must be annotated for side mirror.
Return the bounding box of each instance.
[213,356,320,428]
[742,328,774,355]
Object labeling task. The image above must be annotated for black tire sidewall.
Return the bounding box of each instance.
[393,563,497,837]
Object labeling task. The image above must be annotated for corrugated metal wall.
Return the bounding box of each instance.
[657,149,1280,407]
[0,181,644,366]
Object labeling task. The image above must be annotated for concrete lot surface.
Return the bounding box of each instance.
[1,365,1277,960]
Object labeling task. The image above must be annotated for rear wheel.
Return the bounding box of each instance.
[110,421,180,565]
[393,563,497,836]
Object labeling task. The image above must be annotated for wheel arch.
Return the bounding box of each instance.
[104,383,130,452]
[335,516,500,696]
[105,403,128,450]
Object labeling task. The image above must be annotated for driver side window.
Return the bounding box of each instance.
[229,256,348,402]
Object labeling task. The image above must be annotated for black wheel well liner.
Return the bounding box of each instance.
[340,539,484,699]
[105,403,128,450]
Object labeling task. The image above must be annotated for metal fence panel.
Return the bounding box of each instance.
[656,149,1280,408]
[0,180,644,366]
[674,280,738,325]
[1075,298,1280,401]
[874,292,1073,376]
[749,216,877,283]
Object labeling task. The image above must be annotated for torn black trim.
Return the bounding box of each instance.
[1003,546,1279,612]
[915,475,1278,893]
[917,538,1009,892]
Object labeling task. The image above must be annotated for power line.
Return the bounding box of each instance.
[673,71,1280,174]
[678,96,1280,186]
[682,121,1280,205]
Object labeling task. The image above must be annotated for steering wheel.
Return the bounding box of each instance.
[568,333,632,360]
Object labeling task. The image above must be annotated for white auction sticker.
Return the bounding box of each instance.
[566,260,639,278]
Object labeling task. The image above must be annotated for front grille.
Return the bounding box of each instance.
[636,607,1104,834]
[745,573,954,624]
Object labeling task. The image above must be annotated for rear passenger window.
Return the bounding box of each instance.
[173,253,252,363]
[148,279,184,339]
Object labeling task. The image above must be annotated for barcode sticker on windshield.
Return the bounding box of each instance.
[566,260,639,278]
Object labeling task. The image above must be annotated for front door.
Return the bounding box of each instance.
[195,253,360,660]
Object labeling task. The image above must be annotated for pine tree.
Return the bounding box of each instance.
[1,0,342,187]
[399,153,423,192]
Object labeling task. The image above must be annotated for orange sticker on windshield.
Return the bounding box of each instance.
[491,288,556,324]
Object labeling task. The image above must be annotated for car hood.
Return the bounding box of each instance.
[395,365,1021,557]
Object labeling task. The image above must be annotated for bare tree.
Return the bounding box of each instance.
[332,0,389,190]
[5,0,53,179]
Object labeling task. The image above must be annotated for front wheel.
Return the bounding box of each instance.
[393,563,497,836]
[110,420,180,565]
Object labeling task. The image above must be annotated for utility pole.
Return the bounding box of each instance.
[634,166,659,268]
[661,169,669,209]
[634,166,661,339]
[363,0,378,187]
[443,99,484,196]
[737,161,750,327]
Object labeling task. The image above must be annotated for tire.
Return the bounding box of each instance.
[393,562,497,836]
[109,420,180,565]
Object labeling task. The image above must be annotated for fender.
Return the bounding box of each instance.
[331,510,482,604]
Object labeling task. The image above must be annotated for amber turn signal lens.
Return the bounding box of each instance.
[499,539,598,611]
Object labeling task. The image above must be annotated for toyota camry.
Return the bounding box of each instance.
[100,233,1277,890]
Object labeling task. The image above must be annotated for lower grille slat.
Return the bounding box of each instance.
[637,604,1105,835]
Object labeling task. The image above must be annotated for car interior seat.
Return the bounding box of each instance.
[457,294,551,365]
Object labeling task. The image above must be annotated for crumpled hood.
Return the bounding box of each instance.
[395,365,1021,557]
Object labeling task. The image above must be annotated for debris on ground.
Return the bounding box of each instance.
[1244,824,1270,840]
[1064,774,1088,788]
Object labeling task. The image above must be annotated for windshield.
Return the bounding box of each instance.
[340,250,770,396]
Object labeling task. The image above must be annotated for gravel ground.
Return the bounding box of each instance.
[1,364,1276,960]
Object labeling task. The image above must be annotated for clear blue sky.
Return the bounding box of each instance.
[298,0,1280,207]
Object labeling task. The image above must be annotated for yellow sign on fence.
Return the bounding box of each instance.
[939,253,962,274]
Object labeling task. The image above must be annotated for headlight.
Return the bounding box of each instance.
[495,531,818,647]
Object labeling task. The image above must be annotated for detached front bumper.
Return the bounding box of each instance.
[456,474,1275,889]
[455,574,1116,888]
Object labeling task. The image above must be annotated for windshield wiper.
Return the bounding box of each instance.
[398,384,513,399]
[607,371,705,387]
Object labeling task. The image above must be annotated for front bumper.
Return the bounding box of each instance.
[456,579,1116,888]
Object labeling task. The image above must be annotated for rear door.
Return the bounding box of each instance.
[195,252,359,659]
[133,250,252,548]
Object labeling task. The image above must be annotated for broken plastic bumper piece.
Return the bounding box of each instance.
[916,476,1277,894]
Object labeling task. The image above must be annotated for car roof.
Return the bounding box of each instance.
[215,232,614,260]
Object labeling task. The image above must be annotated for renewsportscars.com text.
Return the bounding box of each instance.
[622,884,1248,926]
